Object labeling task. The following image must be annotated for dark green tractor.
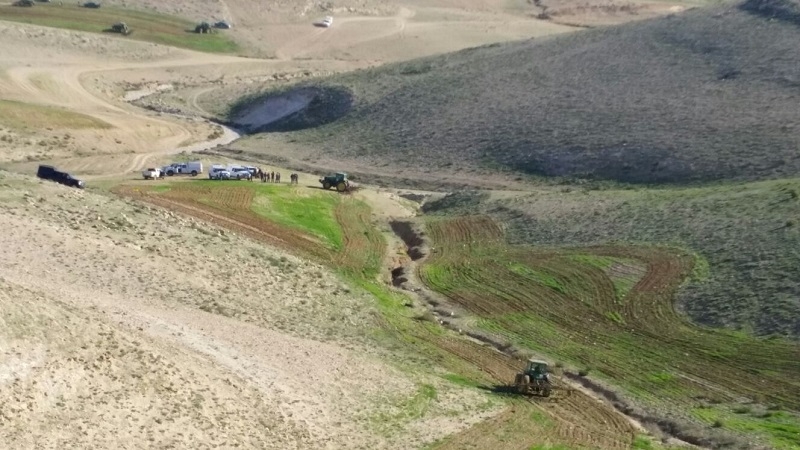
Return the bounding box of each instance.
[513,359,570,399]
[319,172,350,192]
[195,22,213,33]
[110,22,132,35]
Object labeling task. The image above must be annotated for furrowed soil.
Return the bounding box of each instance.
[112,178,650,450]
[418,215,800,449]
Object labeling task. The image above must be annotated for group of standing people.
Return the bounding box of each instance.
[254,168,300,185]
[256,168,280,183]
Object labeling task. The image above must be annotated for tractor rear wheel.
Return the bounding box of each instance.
[322,181,331,190]
[518,375,530,394]
[336,182,347,192]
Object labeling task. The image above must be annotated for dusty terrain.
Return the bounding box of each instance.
[0,0,758,448]
[0,171,497,449]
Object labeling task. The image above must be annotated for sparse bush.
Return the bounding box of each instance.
[414,310,437,323]
[732,405,751,414]
[711,419,724,428]
[578,367,591,377]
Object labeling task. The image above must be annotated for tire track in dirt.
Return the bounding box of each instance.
[416,215,800,449]
[428,334,637,450]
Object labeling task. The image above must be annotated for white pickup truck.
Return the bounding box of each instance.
[142,167,163,180]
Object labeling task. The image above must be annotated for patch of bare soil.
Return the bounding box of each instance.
[0,170,498,449]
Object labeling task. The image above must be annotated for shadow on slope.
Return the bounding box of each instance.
[237,0,800,185]
[226,86,353,134]
[741,0,800,25]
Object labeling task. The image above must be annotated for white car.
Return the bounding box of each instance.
[141,167,162,180]
[209,165,227,179]
[229,167,252,180]
[316,16,333,27]
[209,169,231,180]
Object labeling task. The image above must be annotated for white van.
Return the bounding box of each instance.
[162,161,203,177]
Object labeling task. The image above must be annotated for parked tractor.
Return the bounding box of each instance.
[319,172,350,192]
[513,359,571,400]
[195,22,213,33]
[110,22,132,35]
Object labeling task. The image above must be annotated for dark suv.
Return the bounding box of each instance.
[37,165,85,189]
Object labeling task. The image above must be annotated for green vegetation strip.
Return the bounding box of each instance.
[418,216,800,448]
[0,99,110,130]
[0,4,238,53]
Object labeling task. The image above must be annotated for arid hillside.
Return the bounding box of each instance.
[227,0,800,185]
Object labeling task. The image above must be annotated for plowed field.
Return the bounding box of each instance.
[420,216,800,448]
[115,181,647,449]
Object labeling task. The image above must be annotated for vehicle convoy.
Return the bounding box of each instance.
[319,172,350,191]
[162,161,203,177]
[209,165,251,180]
[37,165,85,189]
[513,359,571,399]
[141,167,162,180]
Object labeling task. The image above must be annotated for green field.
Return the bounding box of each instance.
[417,215,800,448]
[116,179,657,449]
[424,178,800,339]
[0,4,238,53]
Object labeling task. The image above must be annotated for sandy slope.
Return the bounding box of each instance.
[0,171,497,449]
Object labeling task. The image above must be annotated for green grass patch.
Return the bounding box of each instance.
[693,407,800,449]
[442,373,480,388]
[508,263,566,293]
[0,99,110,130]
[370,383,439,435]
[249,184,343,250]
[0,4,238,54]
[631,435,656,449]
[605,311,625,325]
[646,371,675,384]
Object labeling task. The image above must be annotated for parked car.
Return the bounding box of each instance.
[83,1,101,8]
[229,167,252,180]
[208,165,226,179]
[214,21,232,29]
[210,170,231,180]
[162,161,203,177]
[37,165,85,189]
[317,16,334,27]
[142,167,162,180]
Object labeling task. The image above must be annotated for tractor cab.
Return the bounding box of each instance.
[525,359,549,381]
